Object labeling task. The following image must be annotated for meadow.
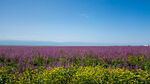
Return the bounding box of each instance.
[0,46,150,84]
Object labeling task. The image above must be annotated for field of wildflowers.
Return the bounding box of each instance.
[0,46,150,83]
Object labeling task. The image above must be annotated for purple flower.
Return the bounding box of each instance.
[117,64,121,68]
[136,64,139,70]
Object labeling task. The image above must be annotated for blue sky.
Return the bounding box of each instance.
[0,0,150,44]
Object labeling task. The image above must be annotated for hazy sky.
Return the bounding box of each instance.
[0,0,150,44]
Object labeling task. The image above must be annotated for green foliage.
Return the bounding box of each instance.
[1,54,150,84]
[127,56,139,68]
[73,57,81,66]
[0,56,5,63]
[31,57,44,66]
[127,56,150,71]
[1,66,150,84]
[1,54,150,72]
[0,67,14,84]
[46,58,53,64]
[112,59,124,67]
[84,56,94,66]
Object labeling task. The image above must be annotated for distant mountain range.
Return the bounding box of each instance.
[0,40,148,46]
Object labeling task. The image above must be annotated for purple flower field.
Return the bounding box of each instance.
[0,46,150,72]
[1,46,150,58]
[1,46,150,83]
